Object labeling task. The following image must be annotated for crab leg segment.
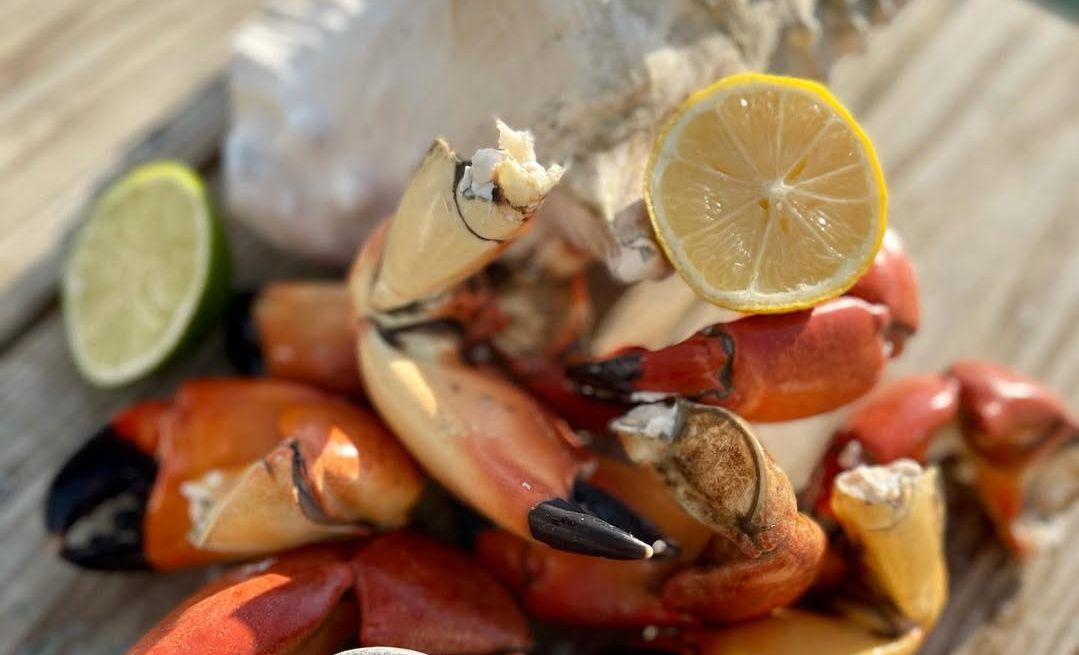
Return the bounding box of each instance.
[127,533,533,655]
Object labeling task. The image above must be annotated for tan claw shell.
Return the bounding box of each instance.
[370,122,563,311]
[831,460,948,630]
[184,399,424,556]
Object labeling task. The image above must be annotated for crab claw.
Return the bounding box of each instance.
[570,297,891,422]
[225,282,364,396]
[184,396,424,557]
[611,401,826,621]
[128,532,533,655]
[569,229,921,422]
[47,379,423,570]
[358,325,661,560]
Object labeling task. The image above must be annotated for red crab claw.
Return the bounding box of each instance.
[804,360,1077,554]
[569,297,891,422]
[46,379,424,570]
[225,282,364,396]
[567,229,918,423]
[128,532,533,655]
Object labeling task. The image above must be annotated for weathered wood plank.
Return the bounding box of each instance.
[0,0,260,293]
[1,0,1077,654]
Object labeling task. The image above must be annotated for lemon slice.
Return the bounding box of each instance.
[646,73,886,313]
[63,161,230,386]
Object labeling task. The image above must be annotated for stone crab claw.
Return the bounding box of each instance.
[804,359,1078,554]
[46,378,424,570]
[477,403,828,629]
[350,123,664,560]
[127,531,533,655]
[225,281,364,397]
[567,229,918,422]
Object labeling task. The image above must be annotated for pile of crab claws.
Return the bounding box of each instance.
[127,532,533,655]
[804,359,1078,555]
[46,379,425,571]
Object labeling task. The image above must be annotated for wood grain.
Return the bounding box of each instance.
[0,0,260,294]
[1,0,1077,653]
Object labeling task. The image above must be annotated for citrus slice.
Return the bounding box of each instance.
[63,161,229,386]
[646,73,886,313]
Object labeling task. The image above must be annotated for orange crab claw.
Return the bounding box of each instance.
[568,230,920,423]
[226,282,364,396]
[568,297,891,422]
[47,379,424,570]
[128,533,533,655]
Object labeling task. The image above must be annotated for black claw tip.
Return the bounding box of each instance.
[572,480,677,559]
[224,290,265,376]
[566,355,642,397]
[46,426,156,570]
[528,498,654,560]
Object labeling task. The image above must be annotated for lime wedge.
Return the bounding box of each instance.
[63,161,230,386]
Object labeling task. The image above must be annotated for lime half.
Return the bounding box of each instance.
[63,161,229,386]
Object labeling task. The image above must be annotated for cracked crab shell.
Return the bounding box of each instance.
[227,0,906,280]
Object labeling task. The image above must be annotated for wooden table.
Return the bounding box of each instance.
[1,0,1077,653]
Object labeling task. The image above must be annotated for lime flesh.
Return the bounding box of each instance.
[63,161,229,386]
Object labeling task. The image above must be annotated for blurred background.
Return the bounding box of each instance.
[1,0,1077,654]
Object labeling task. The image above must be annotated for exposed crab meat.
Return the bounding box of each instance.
[369,122,563,311]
